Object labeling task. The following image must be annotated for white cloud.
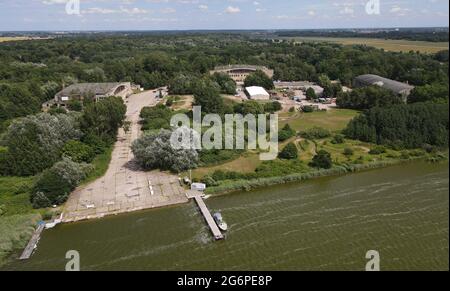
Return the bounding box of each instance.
[339,7,354,15]
[225,6,240,14]
[83,6,149,15]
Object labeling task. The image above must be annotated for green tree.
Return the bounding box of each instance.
[337,86,403,110]
[62,140,95,163]
[306,88,317,100]
[279,142,299,160]
[233,101,264,115]
[244,70,274,90]
[68,100,83,112]
[211,73,237,95]
[81,96,126,142]
[132,128,199,173]
[278,124,296,142]
[408,83,449,104]
[192,78,224,114]
[309,150,332,169]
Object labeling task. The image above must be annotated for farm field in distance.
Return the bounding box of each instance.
[281,37,449,53]
[0,37,51,43]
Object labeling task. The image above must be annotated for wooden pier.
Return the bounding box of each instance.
[19,223,45,260]
[187,191,224,240]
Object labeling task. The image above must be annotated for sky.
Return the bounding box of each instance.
[0,0,448,31]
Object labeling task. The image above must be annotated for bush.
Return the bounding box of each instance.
[278,124,296,142]
[233,101,264,115]
[165,98,174,107]
[140,104,173,131]
[67,100,83,112]
[309,150,332,169]
[31,158,92,208]
[199,149,242,166]
[300,127,331,139]
[264,101,282,113]
[343,148,354,157]
[201,176,219,187]
[369,146,387,155]
[82,133,109,154]
[331,134,345,144]
[62,140,95,163]
[279,142,299,160]
[301,106,314,113]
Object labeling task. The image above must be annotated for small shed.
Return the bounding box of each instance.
[191,183,207,192]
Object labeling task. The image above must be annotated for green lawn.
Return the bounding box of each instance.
[280,109,360,132]
[191,152,262,180]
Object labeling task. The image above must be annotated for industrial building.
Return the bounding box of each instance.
[211,65,274,84]
[274,81,324,97]
[246,86,270,100]
[354,74,414,100]
[43,82,133,110]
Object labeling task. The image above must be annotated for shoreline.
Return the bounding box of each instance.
[204,155,447,196]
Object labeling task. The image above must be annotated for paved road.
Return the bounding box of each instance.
[63,91,188,222]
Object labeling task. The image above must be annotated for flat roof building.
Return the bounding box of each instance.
[354,74,414,100]
[274,81,324,97]
[246,86,270,100]
[43,82,133,110]
[211,65,274,84]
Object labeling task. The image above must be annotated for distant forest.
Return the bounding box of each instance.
[276,28,449,42]
[0,32,448,132]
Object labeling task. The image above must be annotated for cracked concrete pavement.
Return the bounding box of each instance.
[62,91,189,222]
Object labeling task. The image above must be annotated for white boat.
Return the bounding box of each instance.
[213,212,228,231]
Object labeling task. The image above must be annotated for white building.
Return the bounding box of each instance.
[191,183,207,192]
[245,86,270,100]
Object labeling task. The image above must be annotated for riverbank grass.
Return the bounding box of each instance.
[0,176,41,266]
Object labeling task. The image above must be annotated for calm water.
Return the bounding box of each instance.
[3,161,449,271]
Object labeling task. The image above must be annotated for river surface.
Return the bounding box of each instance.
[3,161,449,271]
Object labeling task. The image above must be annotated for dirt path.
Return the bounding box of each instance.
[62,91,188,222]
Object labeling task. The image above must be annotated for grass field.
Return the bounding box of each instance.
[191,109,360,179]
[0,37,50,43]
[283,37,449,54]
[191,152,262,179]
[280,109,360,132]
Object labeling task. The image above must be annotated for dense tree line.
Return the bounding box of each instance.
[343,103,449,149]
[336,86,403,110]
[1,33,447,132]
[0,97,126,177]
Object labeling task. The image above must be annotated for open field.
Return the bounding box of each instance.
[0,37,51,43]
[282,37,449,54]
[280,109,360,132]
[191,152,262,180]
